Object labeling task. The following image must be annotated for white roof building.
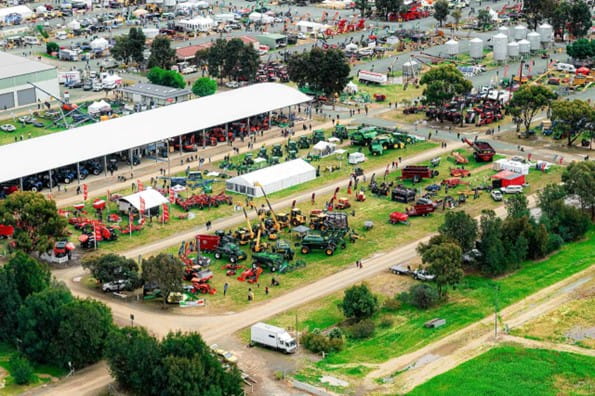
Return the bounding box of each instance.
[226,159,316,197]
[0,5,33,20]
[0,83,311,183]
[118,188,169,213]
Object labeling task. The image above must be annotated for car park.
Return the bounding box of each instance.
[102,279,131,293]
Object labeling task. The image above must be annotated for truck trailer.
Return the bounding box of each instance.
[250,322,297,353]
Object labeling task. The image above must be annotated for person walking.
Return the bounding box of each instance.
[265,286,269,296]
[248,288,254,302]
[223,282,229,296]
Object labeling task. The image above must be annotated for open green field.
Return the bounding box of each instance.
[408,346,595,396]
[255,224,592,391]
[0,343,67,395]
[66,139,438,254]
[108,156,564,313]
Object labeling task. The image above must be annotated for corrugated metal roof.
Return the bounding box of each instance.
[0,51,55,80]
[119,83,191,99]
[0,83,311,183]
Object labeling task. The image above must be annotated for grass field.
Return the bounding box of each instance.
[512,284,595,349]
[408,346,595,396]
[254,222,593,390]
[0,343,67,395]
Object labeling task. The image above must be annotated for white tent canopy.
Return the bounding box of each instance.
[67,20,81,30]
[118,188,169,213]
[226,159,316,197]
[312,141,336,157]
[176,16,215,32]
[249,12,274,23]
[0,6,33,19]
[88,100,112,114]
[91,37,109,51]
[0,83,311,183]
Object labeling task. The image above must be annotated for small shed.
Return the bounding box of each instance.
[118,188,169,214]
[255,33,287,49]
[492,170,526,188]
[225,159,316,197]
[311,141,336,158]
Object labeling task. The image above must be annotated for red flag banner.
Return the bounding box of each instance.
[139,196,146,213]
[162,204,169,223]
[83,184,88,201]
[137,179,144,192]
[169,188,175,204]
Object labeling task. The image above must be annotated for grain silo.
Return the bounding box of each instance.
[507,41,520,58]
[527,31,541,51]
[446,39,459,56]
[498,26,510,41]
[537,23,553,43]
[469,37,484,59]
[514,25,527,40]
[518,39,531,56]
[493,33,508,61]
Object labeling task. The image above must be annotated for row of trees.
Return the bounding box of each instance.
[567,38,595,60]
[196,38,260,83]
[111,29,177,70]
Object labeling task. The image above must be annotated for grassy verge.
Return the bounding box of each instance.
[0,343,67,395]
[408,345,595,396]
[511,287,595,349]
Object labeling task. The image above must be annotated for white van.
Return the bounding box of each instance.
[23,36,41,45]
[501,185,523,194]
[555,63,576,73]
[348,152,367,165]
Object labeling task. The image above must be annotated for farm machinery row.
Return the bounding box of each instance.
[406,95,505,126]
[175,192,233,211]
[347,125,422,156]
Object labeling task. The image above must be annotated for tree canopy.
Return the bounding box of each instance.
[339,283,379,321]
[507,85,557,134]
[567,0,593,37]
[287,47,350,98]
[110,27,146,65]
[0,191,68,254]
[375,0,403,18]
[420,242,463,298]
[433,0,449,26]
[477,10,492,31]
[505,194,530,219]
[419,64,472,106]
[147,67,185,89]
[566,38,595,60]
[82,253,140,286]
[141,253,185,305]
[437,211,478,252]
[550,99,595,146]
[562,161,595,219]
[192,77,217,97]
[198,38,260,82]
[147,36,176,70]
[105,329,243,396]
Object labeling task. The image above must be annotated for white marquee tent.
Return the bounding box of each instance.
[88,100,112,114]
[91,37,109,51]
[226,159,316,197]
[0,6,33,20]
[312,141,336,157]
[118,188,169,213]
[67,20,81,30]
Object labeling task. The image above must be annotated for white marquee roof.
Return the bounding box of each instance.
[119,188,168,211]
[227,159,316,187]
[0,83,311,183]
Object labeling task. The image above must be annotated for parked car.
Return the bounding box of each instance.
[102,279,131,292]
[0,124,16,132]
[389,264,411,275]
[501,185,523,194]
[210,344,238,364]
[413,269,435,281]
[490,189,503,201]
[83,79,93,90]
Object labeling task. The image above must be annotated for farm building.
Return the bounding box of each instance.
[118,83,192,106]
[226,159,316,197]
[0,51,59,110]
[492,170,526,188]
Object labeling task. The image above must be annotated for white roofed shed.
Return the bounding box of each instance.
[226,159,316,197]
[118,188,169,213]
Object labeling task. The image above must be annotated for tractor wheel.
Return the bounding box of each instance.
[325,248,335,256]
[30,186,38,192]
[301,246,310,254]
[93,168,101,176]
[214,252,222,259]
[64,177,71,184]
[309,223,316,230]
[432,170,440,177]
[320,225,328,232]
[230,256,237,263]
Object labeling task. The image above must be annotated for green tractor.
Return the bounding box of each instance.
[333,124,353,140]
[271,239,295,261]
[268,156,280,165]
[242,153,255,166]
[297,135,310,149]
[349,127,378,146]
[287,150,297,160]
[214,243,247,263]
[310,129,325,145]
[391,131,416,145]
[368,134,401,156]
[286,140,298,153]
[257,146,268,160]
[271,144,283,158]
[252,251,286,272]
[297,231,347,256]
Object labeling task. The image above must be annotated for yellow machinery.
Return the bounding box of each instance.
[233,203,255,245]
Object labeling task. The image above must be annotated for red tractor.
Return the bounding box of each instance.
[335,198,351,210]
[237,266,263,284]
[442,178,469,188]
[189,270,217,295]
[389,211,409,225]
[406,198,437,217]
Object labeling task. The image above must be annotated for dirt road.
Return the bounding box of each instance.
[366,265,595,394]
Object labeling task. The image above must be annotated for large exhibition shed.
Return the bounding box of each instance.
[226,159,316,197]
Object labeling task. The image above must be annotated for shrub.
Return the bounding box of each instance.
[399,284,440,310]
[382,296,402,312]
[328,327,344,340]
[46,42,59,55]
[300,330,343,354]
[349,319,375,339]
[192,77,217,97]
[339,284,379,321]
[546,233,564,253]
[379,316,394,328]
[9,355,35,385]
